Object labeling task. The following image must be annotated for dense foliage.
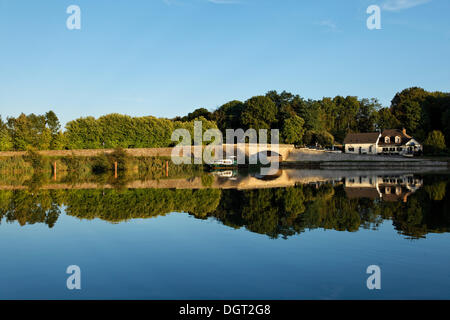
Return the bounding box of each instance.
[1,176,448,239]
[1,87,448,153]
[0,114,216,151]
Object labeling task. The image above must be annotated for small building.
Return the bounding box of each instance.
[343,129,422,156]
[343,132,380,154]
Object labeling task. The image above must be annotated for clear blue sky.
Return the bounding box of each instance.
[0,0,449,125]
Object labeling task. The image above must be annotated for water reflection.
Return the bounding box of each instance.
[0,169,449,240]
[345,174,423,202]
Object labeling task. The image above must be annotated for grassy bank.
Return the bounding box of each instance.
[0,149,204,186]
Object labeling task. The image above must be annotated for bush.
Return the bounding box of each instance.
[92,154,111,173]
[303,130,334,148]
[23,150,50,171]
[424,130,447,155]
[108,148,132,171]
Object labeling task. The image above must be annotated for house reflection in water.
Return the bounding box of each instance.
[345,174,423,202]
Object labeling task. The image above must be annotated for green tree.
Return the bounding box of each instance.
[332,96,360,142]
[281,115,306,145]
[65,116,103,149]
[45,111,60,135]
[304,130,334,147]
[376,107,401,131]
[443,108,450,151]
[0,116,13,151]
[296,99,325,132]
[213,100,244,133]
[390,87,428,134]
[356,98,380,132]
[315,130,334,148]
[241,96,277,131]
[7,113,32,150]
[424,130,447,154]
[421,94,450,147]
[45,111,62,150]
[180,108,213,122]
[6,113,51,150]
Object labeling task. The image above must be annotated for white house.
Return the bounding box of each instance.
[377,129,422,155]
[343,129,422,156]
[343,132,380,154]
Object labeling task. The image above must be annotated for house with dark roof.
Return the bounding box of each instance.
[377,128,422,155]
[343,129,422,156]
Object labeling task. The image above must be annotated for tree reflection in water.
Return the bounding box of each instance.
[0,174,448,240]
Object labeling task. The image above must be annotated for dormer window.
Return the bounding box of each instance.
[395,136,401,144]
[385,137,390,143]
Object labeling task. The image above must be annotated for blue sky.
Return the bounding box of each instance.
[0,0,449,125]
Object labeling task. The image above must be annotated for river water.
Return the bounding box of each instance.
[0,168,449,299]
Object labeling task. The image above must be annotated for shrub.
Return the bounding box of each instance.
[424,130,447,155]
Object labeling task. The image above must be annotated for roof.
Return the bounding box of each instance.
[382,192,411,202]
[381,129,411,139]
[343,132,380,144]
[345,187,380,199]
[379,129,415,146]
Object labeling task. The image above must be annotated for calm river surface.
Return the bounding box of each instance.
[1,168,449,299]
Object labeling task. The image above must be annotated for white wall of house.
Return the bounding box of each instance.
[406,139,423,152]
[345,143,378,154]
[377,140,422,155]
[377,145,405,154]
[345,175,379,188]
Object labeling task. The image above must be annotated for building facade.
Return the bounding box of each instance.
[377,129,422,155]
[343,129,422,156]
[343,132,380,154]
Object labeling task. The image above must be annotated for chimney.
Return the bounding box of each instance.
[402,128,407,135]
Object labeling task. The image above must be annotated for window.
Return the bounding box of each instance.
[383,148,388,152]
[348,147,355,152]
[397,147,403,151]
[395,136,401,143]
[385,136,390,143]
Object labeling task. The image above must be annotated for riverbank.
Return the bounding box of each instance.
[285,148,449,167]
[1,147,448,174]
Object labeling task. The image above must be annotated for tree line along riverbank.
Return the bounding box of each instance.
[1,87,449,155]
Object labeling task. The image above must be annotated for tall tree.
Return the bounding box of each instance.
[390,87,428,134]
[241,96,278,132]
[213,100,244,133]
[332,96,360,142]
[0,116,13,151]
[180,108,213,122]
[376,107,400,131]
[424,130,447,154]
[282,115,306,145]
[356,98,380,132]
[45,111,62,149]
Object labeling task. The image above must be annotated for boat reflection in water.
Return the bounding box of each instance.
[211,170,238,180]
